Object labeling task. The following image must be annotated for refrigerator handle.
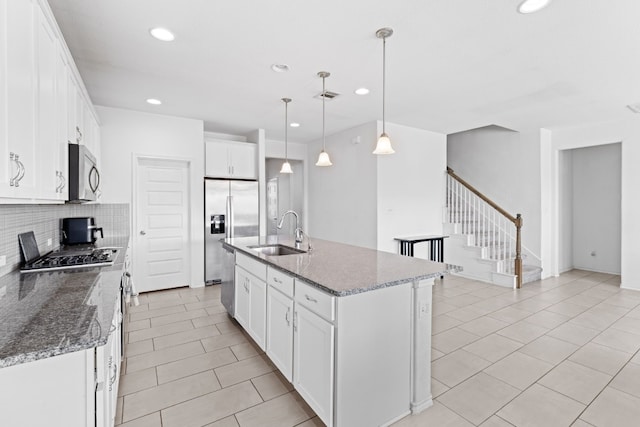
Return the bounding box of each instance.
[227,195,234,238]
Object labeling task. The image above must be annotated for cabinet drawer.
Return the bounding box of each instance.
[295,280,335,322]
[267,267,294,297]
[236,252,266,281]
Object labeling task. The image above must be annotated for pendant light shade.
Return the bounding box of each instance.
[374,27,395,155]
[280,98,293,174]
[316,71,333,167]
[373,132,394,155]
[280,161,293,174]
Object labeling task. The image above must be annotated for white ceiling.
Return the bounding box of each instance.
[48,0,640,142]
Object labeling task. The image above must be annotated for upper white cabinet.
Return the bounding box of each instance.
[205,139,257,179]
[0,0,38,199]
[0,0,99,203]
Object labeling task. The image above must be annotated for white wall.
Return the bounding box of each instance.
[558,150,573,273]
[571,144,621,274]
[96,106,206,287]
[542,117,640,290]
[376,122,447,256]
[306,120,447,256]
[447,125,542,259]
[307,122,378,249]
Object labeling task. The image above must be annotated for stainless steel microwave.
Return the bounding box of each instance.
[68,143,100,203]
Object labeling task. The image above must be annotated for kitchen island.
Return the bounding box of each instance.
[224,235,460,427]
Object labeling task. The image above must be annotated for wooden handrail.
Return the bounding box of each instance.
[447,167,518,225]
[447,167,524,288]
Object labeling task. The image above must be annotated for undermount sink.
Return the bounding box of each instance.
[249,244,306,256]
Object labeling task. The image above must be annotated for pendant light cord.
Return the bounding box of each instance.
[284,101,288,160]
[322,74,326,151]
[382,36,386,134]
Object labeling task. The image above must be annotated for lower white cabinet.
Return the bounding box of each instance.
[266,285,294,381]
[234,264,266,350]
[96,298,122,427]
[293,303,335,424]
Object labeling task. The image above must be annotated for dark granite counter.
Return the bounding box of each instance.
[0,236,130,368]
[224,235,461,297]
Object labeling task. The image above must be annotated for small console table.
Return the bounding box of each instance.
[394,235,449,262]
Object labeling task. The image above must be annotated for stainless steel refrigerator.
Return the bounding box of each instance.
[205,178,259,315]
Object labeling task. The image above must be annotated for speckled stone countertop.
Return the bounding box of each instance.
[0,236,129,368]
[224,236,461,297]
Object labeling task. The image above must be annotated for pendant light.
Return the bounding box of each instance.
[280,98,293,174]
[373,27,395,155]
[315,71,333,167]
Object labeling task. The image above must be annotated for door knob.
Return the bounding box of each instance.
[140,230,146,235]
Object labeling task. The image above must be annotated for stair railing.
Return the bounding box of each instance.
[446,167,523,288]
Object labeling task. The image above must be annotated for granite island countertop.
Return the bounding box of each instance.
[0,235,130,368]
[224,235,461,297]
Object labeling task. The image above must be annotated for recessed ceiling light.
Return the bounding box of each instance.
[354,88,370,95]
[146,98,162,105]
[271,64,290,73]
[149,27,175,41]
[518,0,551,14]
[290,122,300,128]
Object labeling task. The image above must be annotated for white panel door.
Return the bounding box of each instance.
[135,157,190,292]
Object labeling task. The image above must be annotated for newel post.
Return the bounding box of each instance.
[515,214,523,289]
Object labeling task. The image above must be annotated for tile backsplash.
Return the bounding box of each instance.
[0,203,130,277]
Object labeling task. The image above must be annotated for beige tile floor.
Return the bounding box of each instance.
[116,270,640,427]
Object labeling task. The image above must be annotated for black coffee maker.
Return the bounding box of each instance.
[61,217,103,245]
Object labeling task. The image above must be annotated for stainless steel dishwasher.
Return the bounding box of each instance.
[220,244,235,317]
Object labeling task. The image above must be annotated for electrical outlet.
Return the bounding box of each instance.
[419,301,430,318]
[47,238,52,247]
[0,255,5,267]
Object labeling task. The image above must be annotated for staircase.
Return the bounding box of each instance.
[444,168,542,288]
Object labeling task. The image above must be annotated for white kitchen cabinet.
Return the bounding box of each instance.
[0,0,98,203]
[266,285,294,381]
[205,140,257,179]
[0,0,7,195]
[53,44,69,200]
[294,303,335,424]
[96,301,122,427]
[1,0,38,199]
[36,3,59,200]
[234,265,267,349]
[234,266,251,330]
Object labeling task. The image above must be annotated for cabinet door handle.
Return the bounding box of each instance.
[9,153,18,186]
[244,278,249,293]
[285,307,291,326]
[273,277,282,284]
[59,172,66,192]
[55,171,62,193]
[305,294,318,303]
[14,157,25,187]
[76,126,82,143]
[293,311,298,332]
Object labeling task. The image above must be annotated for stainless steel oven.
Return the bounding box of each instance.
[68,143,100,202]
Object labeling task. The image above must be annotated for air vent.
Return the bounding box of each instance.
[627,103,640,114]
[315,90,340,101]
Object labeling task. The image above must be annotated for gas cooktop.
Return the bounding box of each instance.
[20,247,119,273]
